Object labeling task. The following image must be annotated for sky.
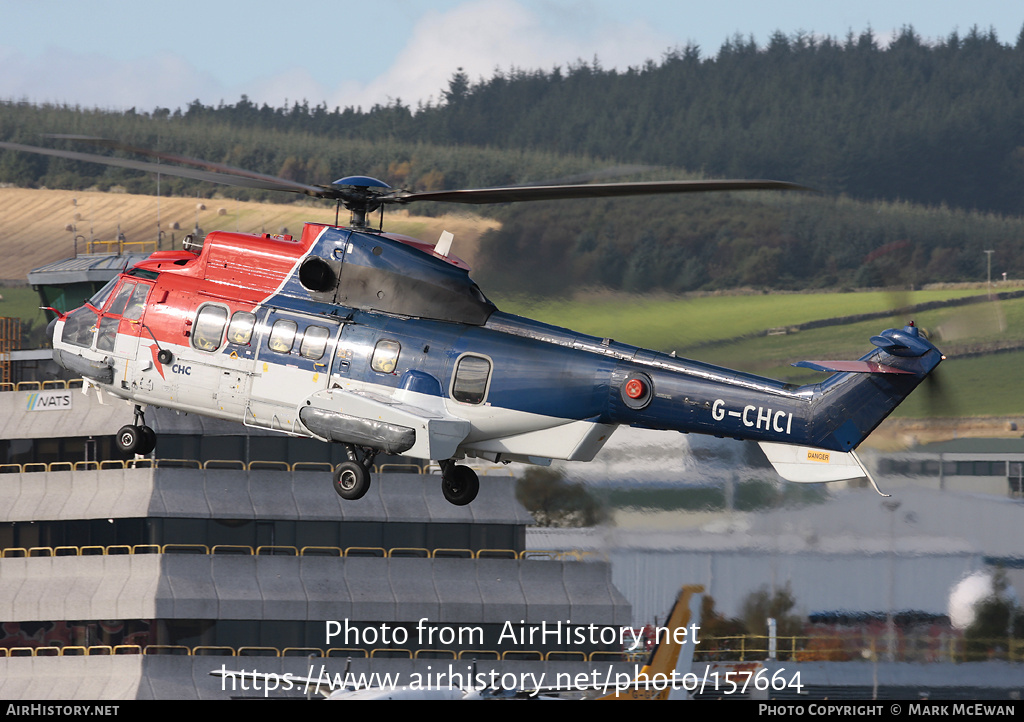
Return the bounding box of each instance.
[1,1,1021,113]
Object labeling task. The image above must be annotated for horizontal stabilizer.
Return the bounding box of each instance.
[792,360,914,375]
[758,441,867,482]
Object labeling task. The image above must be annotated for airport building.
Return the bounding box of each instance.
[871,438,1024,498]
[0,368,631,699]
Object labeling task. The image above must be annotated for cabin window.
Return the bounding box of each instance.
[192,305,228,352]
[371,339,401,373]
[227,312,256,346]
[268,319,298,353]
[452,354,491,404]
[299,325,330,360]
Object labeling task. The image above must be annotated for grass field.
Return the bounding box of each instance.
[889,350,1024,418]
[0,285,47,339]
[692,295,1024,373]
[496,288,989,352]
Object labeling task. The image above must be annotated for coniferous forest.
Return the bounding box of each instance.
[2,25,1024,294]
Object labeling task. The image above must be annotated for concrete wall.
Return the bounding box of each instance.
[0,468,533,525]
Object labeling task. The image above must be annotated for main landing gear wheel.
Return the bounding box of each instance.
[441,464,480,506]
[116,424,156,455]
[136,426,157,455]
[333,461,370,500]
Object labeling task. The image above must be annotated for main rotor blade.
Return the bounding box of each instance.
[382,179,810,205]
[44,134,331,196]
[0,140,327,197]
[2,137,811,222]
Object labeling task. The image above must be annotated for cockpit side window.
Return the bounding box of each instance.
[95,316,119,352]
[106,281,135,316]
[123,283,150,321]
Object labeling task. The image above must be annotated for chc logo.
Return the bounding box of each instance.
[172,364,192,376]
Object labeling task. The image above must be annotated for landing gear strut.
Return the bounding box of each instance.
[332,445,377,500]
[439,460,479,506]
[116,405,156,456]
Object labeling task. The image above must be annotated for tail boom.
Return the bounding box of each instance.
[603,323,942,454]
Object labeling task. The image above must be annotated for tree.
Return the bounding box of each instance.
[965,568,1024,659]
[741,584,803,638]
[443,68,471,106]
[514,467,607,527]
[695,595,748,659]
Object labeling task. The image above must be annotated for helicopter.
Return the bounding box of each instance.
[1,138,943,505]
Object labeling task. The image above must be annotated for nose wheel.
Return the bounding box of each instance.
[116,406,156,456]
[440,461,479,506]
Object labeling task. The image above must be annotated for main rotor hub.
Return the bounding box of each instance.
[324,176,393,228]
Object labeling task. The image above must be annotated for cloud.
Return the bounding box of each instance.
[323,0,672,111]
[245,67,327,111]
[0,1,672,112]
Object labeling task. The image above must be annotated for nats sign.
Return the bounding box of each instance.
[26,390,72,412]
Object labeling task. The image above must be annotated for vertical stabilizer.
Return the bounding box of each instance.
[599,585,704,700]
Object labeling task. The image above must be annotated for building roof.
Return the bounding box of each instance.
[27,253,153,286]
[913,437,1024,455]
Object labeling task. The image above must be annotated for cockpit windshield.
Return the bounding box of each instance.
[88,277,120,310]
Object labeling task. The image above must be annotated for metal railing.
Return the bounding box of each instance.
[0,379,84,392]
[4,635,1021,663]
[694,634,1024,664]
[0,458,515,477]
[0,644,631,661]
[84,239,158,255]
[0,543,536,560]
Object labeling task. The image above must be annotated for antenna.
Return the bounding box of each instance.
[435,231,454,257]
